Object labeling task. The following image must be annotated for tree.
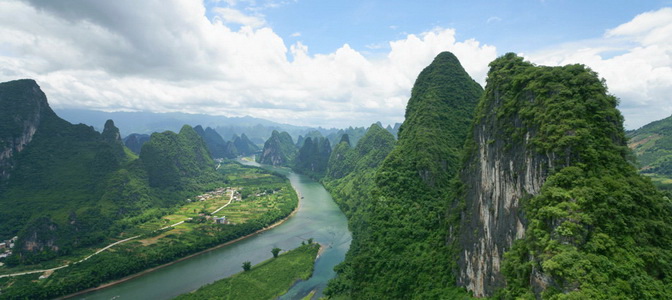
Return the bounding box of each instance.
[242,261,251,271]
[307,238,314,244]
[272,247,281,258]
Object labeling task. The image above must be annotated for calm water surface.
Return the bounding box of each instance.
[75,161,351,300]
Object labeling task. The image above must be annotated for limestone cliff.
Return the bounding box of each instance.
[455,53,645,297]
[0,79,55,180]
[456,98,551,297]
[257,130,296,166]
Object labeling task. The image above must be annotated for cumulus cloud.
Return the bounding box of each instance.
[0,0,496,128]
[527,7,672,130]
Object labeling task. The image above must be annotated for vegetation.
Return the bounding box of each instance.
[293,136,332,179]
[627,114,672,190]
[123,133,150,154]
[0,160,298,299]
[324,52,482,299]
[471,53,672,298]
[175,243,320,300]
[232,133,260,156]
[257,130,297,166]
[242,261,252,271]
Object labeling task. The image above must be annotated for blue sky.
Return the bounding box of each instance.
[209,0,668,55]
[0,0,671,130]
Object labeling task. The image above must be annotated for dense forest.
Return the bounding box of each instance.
[324,52,483,298]
[466,53,672,298]
[322,52,672,299]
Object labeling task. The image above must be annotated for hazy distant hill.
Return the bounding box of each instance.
[54,108,327,144]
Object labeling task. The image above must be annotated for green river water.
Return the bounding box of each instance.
[74,161,351,299]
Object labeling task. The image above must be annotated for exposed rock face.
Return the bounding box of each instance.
[455,53,631,297]
[101,119,125,158]
[0,79,54,180]
[257,130,296,166]
[457,117,552,297]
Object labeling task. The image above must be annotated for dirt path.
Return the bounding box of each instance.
[212,189,235,215]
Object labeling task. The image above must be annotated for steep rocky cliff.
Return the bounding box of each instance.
[257,130,297,166]
[0,79,55,180]
[455,55,551,296]
[456,53,672,298]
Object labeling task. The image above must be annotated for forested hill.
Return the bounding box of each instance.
[0,79,223,265]
[140,125,216,189]
[456,53,672,298]
[627,114,672,190]
[194,125,237,159]
[324,51,483,298]
[293,136,331,178]
[257,130,297,166]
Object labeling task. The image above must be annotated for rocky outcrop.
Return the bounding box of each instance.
[456,116,552,297]
[101,119,126,158]
[0,79,54,180]
[454,53,633,297]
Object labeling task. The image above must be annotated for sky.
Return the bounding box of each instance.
[0,0,671,129]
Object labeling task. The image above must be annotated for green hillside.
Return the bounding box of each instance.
[257,130,297,166]
[627,114,672,190]
[466,54,672,298]
[294,136,331,179]
[324,52,483,298]
[0,79,223,265]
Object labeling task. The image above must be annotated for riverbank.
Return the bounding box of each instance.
[59,165,349,300]
[60,194,301,299]
[174,243,320,300]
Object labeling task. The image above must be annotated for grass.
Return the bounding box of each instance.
[175,243,320,300]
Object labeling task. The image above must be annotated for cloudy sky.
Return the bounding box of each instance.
[0,0,670,129]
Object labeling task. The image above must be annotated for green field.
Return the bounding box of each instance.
[175,243,320,300]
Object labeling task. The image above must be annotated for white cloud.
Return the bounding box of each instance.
[527,7,672,130]
[0,0,496,128]
[290,32,301,37]
[487,16,502,24]
[213,7,265,28]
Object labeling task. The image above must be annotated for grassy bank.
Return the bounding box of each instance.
[175,243,320,300]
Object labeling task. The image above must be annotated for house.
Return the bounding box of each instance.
[215,216,227,224]
[0,242,5,250]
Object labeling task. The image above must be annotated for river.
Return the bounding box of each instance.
[74,161,351,300]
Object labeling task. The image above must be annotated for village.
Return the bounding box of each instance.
[183,185,283,225]
[0,236,18,265]
[185,187,242,225]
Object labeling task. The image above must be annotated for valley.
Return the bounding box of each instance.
[1,47,671,300]
[0,160,302,299]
